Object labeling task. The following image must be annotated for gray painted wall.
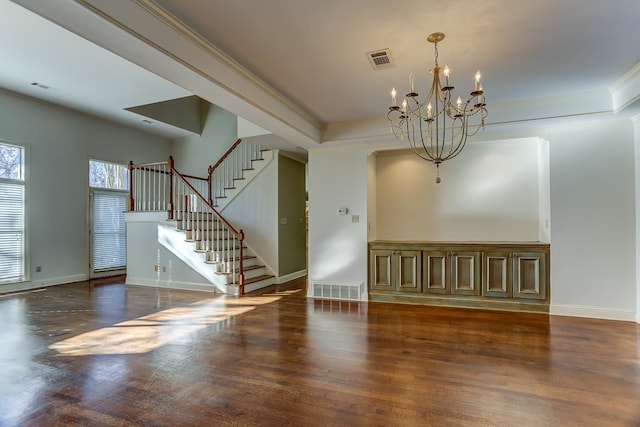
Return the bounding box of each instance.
[0,89,170,289]
[170,104,237,177]
[278,154,306,275]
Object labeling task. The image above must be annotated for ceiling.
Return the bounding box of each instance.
[0,0,193,138]
[4,0,640,145]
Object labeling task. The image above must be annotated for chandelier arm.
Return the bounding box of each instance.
[410,141,436,162]
[446,116,469,160]
[386,32,487,183]
[414,124,438,162]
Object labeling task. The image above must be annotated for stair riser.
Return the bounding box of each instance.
[218,269,267,285]
[205,255,257,267]
[195,240,244,252]
[179,223,226,233]
[235,267,266,281]
[185,230,239,241]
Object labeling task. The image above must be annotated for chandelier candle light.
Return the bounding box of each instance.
[387,32,487,183]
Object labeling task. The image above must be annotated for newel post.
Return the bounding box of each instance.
[168,156,174,220]
[207,164,214,206]
[239,229,245,295]
[128,160,134,211]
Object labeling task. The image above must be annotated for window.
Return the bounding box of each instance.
[0,142,25,284]
[89,160,128,275]
[89,159,128,190]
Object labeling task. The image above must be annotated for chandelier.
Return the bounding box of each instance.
[387,32,487,183]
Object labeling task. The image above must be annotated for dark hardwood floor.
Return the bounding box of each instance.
[1,276,639,426]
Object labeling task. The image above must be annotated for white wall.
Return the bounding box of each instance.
[0,89,170,292]
[549,119,636,319]
[125,212,218,291]
[538,140,552,242]
[307,118,637,318]
[376,138,547,242]
[221,153,279,274]
[170,104,237,176]
[367,153,377,242]
[633,116,640,324]
[307,147,369,295]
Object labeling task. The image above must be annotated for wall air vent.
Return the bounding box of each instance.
[366,49,394,69]
[312,282,364,301]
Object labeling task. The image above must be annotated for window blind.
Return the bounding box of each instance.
[0,181,25,282]
[92,191,127,272]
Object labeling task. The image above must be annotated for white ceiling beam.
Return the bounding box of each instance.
[12,0,323,149]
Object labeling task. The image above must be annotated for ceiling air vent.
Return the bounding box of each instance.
[366,49,393,69]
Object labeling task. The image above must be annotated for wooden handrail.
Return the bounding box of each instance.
[208,138,242,174]
[172,168,242,239]
[130,160,171,169]
[207,138,242,206]
[181,173,208,181]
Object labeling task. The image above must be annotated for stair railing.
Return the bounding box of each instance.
[128,159,172,214]
[128,156,245,294]
[207,139,266,207]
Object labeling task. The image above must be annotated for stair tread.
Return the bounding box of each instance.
[237,264,264,272]
[195,247,247,254]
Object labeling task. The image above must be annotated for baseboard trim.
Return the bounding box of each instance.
[276,270,307,284]
[550,304,636,322]
[125,277,219,293]
[0,274,87,295]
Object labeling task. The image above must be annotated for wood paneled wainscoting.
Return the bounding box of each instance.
[369,241,550,313]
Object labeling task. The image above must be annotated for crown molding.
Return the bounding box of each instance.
[610,61,640,113]
[321,89,615,146]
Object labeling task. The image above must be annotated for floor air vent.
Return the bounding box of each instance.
[312,282,364,301]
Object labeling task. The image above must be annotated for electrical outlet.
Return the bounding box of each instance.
[162,266,166,273]
[35,266,42,272]
[154,265,159,272]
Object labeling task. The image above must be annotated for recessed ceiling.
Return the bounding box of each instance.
[154,0,640,125]
[4,0,640,143]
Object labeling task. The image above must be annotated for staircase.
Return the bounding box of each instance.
[128,139,275,295]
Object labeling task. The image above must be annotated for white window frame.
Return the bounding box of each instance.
[0,140,27,285]
[88,159,129,278]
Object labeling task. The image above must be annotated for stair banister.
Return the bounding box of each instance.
[172,168,246,294]
[128,145,265,295]
[208,138,242,205]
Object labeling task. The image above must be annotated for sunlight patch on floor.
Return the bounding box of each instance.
[49,293,287,356]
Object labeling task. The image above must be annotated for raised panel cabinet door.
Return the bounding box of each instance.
[397,250,422,293]
[513,252,547,300]
[423,251,450,294]
[451,251,481,296]
[483,252,512,298]
[370,250,394,291]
